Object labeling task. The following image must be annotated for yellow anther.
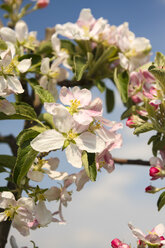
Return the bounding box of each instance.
[69,99,81,115]
[33,158,47,171]
[49,71,59,79]
[125,49,137,58]
[89,120,101,132]
[67,129,77,141]
[82,25,90,37]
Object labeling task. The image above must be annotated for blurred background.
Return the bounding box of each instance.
[1,0,165,247]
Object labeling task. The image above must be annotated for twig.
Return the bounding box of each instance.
[0,134,17,157]
[113,157,150,166]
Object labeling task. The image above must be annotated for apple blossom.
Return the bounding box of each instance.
[31,102,105,168]
[0,99,16,115]
[149,155,165,180]
[111,239,130,248]
[128,223,165,246]
[0,191,35,236]
[27,157,68,182]
[39,57,69,100]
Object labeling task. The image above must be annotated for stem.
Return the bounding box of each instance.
[113,157,150,166]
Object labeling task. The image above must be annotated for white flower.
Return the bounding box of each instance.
[0,192,34,236]
[27,157,68,182]
[31,105,105,168]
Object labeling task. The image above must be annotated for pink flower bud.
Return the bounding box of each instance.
[126,117,135,128]
[37,0,49,8]
[149,167,160,178]
[145,185,157,193]
[111,239,122,248]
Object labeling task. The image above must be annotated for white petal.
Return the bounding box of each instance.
[75,169,89,191]
[44,186,61,201]
[35,201,52,226]
[10,235,19,248]
[0,76,7,93]
[154,224,165,236]
[51,33,61,52]
[76,132,105,153]
[27,170,44,182]
[0,27,16,43]
[65,143,82,168]
[0,212,7,222]
[40,57,50,74]
[17,197,34,212]
[30,129,64,152]
[15,20,28,43]
[7,76,24,94]
[17,59,31,73]
[43,157,59,171]
[0,99,16,115]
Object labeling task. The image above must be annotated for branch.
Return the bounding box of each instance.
[113,157,150,166]
[57,79,94,87]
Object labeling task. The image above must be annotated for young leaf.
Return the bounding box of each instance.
[114,68,129,103]
[82,151,97,182]
[0,39,8,50]
[73,55,88,81]
[13,139,38,185]
[38,113,55,128]
[95,80,106,93]
[155,52,165,67]
[149,68,165,91]
[29,78,55,103]
[61,39,76,54]
[157,191,165,211]
[133,122,154,135]
[17,129,40,146]
[106,88,115,113]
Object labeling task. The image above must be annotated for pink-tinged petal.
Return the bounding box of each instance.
[73,110,93,125]
[65,143,82,168]
[15,20,28,43]
[7,76,24,94]
[77,8,95,28]
[30,129,65,152]
[59,86,75,105]
[0,99,15,115]
[128,223,145,241]
[17,197,34,213]
[27,170,44,182]
[44,187,61,201]
[35,201,52,226]
[96,127,115,142]
[88,97,103,115]
[72,86,92,106]
[75,169,89,191]
[0,27,16,43]
[76,132,105,153]
[40,57,50,74]
[153,224,165,236]
[150,157,163,168]
[44,102,64,115]
[17,59,31,73]
[39,75,48,89]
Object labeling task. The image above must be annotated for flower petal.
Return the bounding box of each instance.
[30,129,64,152]
[65,143,82,168]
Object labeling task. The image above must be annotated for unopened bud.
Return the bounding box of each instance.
[111,239,122,248]
[149,167,160,178]
[37,0,49,8]
[145,185,158,194]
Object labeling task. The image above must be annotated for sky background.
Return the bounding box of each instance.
[1,0,165,247]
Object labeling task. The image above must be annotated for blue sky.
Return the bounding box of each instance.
[1,0,165,247]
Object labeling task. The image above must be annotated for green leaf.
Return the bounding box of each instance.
[0,155,16,169]
[0,39,8,50]
[82,151,97,182]
[106,88,115,113]
[95,80,105,93]
[37,41,53,55]
[73,55,88,81]
[18,54,41,66]
[13,139,38,185]
[0,102,38,121]
[38,113,55,128]
[133,122,154,135]
[0,4,12,13]
[155,52,165,67]
[149,68,165,91]
[29,78,55,103]
[157,191,165,211]
[61,39,76,54]
[0,187,10,192]
[114,68,129,103]
[17,129,40,147]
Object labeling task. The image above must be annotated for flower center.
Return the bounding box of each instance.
[67,129,77,141]
[4,205,19,220]
[89,120,101,132]
[68,99,81,115]
[82,25,90,37]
